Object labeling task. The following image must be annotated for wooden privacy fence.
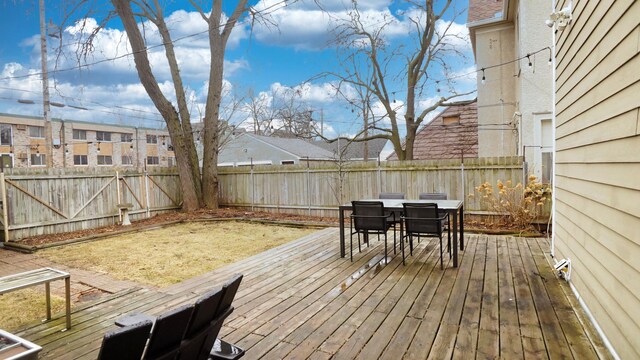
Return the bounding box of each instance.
[218,156,533,218]
[0,169,182,242]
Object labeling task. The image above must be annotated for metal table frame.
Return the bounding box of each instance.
[338,199,464,267]
[0,267,71,330]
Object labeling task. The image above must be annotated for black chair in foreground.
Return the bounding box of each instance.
[97,320,153,360]
[207,274,245,360]
[401,203,451,269]
[350,201,395,263]
[144,304,194,360]
[179,288,224,360]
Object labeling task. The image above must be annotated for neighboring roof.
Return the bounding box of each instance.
[313,138,388,160]
[387,99,478,161]
[467,0,506,25]
[248,133,335,160]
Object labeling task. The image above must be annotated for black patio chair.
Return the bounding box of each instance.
[418,192,447,200]
[179,288,224,360]
[97,320,153,360]
[379,192,405,199]
[350,201,395,263]
[205,274,245,360]
[418,192,451,252]
[144,304,194,360]
[401,203,451,269]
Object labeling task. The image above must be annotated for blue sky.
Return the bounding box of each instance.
[0,0,476,155]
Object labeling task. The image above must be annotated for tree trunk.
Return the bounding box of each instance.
[112,0,201,210]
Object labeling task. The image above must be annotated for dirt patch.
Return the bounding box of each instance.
[18,208,337,247]
[36,221,315,288]
[0,288,67,331]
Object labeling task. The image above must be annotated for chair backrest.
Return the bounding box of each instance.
[97,320,152,360]
[217,274,243,317]
[379,192,405,199]
[199,306,235,360]
[403,203,440,234]
[419,192,447,200]
[144,304,194,360]
[178,322,212,360]
[184,287,223,338]
[352,201,387,231]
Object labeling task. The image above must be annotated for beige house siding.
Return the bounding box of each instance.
[554,0,640,359]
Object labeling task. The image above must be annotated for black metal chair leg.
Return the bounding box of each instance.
[439,234,444,270]
[384,233,388,264]
[350,234,353,262]
[401,233,405,265]
[358,233,361,253]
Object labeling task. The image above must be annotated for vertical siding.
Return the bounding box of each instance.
[554,0,640,358]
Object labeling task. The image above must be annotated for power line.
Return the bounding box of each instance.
[0,0,296,82]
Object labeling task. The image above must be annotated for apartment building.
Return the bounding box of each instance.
[0,113,176,169]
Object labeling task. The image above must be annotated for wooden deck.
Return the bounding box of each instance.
[15,228,611,359]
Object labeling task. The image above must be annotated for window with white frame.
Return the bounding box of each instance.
[0,154,13,168]
[0,125,12,146]
[121,133,133,142]
[30,154,46,166]
[97,155,113,165]
[147,156,159,165]
[96,131,111,141]
[122,155,133,165]
[74,155,88,165]
[146,134,158,144]
[73,129,87,140]
[29,126,44,138]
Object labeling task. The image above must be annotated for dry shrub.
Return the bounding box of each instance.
[469,175,551,231]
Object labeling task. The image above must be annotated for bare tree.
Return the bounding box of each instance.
[65,0,250,210]
[244,86,314,138]
[319,1,474,160]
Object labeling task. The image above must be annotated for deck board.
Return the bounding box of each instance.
[13,229,608,359]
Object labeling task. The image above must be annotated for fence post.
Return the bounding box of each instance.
[115,171,122,223]
[0,173,9,242]
[306,157,311,216]
[144,170,151,218]
[250,158,254,211]
[377,154,382,194]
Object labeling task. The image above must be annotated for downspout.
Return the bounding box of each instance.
[550,0,557,259]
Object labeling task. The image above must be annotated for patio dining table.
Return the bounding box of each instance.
[338,199,464,267]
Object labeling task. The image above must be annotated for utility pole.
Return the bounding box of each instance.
[39,0,53,167]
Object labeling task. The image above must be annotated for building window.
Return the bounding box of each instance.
[29,126,44,138]
[30,154,46,166]
[74,155,88,165]
[122,155,133,165]
[73,129,87,140]
[0,125,11,146]
[281,160,295,165]
[121,133,133,142]
[0,154,13,168]
[97,155,113,165]
[147,156,159,165]
[146,135,157,144]
[443,115,460,125]
[167,157,176,167]
[96,131,111,141]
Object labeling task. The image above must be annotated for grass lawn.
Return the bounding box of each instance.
[38,221,315,288]
[0,289,67,331]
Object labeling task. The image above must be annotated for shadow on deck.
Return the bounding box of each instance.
[16,228,612,359]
